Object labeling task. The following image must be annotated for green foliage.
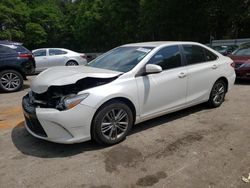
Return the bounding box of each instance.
[74,0,105,51]
[73,0,140,51]
[25,23,47,49]
[0,0,29,41]
[0,0,249,51]
[29,1,64,47]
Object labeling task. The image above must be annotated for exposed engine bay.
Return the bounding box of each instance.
[28,76,118,110]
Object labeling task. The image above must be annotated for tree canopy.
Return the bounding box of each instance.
[0,0,249,52]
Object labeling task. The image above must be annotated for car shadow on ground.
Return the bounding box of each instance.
[130,104,208,135]
[22,84,30,90]
[235,79,250,85]
[11,122,103,158]
[0,84,30,94]
[11,103,209,158]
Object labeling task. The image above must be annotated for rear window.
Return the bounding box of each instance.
[0,44,30,54]
[204,48,218,61]
[15,45,30,53]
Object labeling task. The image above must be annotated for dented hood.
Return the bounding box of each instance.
[31,66,122,93]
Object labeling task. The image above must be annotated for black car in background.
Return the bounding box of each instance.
[0,41,35,92]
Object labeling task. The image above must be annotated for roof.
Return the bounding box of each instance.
[32,48,70,51]
[0,40,22,45]
[122,41,200,47]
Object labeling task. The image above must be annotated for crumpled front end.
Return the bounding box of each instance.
[22,92,96,144]
[22,66,121,143]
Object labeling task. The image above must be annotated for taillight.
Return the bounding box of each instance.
[230,62,235,68]
[80,54,87,59]
[19,53,33,59]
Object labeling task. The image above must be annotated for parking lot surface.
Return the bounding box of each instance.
[0,77,250,188]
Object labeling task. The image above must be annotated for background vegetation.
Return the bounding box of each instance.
[0,0,249,52]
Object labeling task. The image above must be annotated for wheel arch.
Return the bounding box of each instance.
[90,96,137,143]
[90,96,136,144]
[215,77,229,92]
[0,66,26,80]
[93,97,136,124]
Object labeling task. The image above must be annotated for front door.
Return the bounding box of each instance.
[136,45,187,120]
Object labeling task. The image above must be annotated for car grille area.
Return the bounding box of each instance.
[22,94,47,137]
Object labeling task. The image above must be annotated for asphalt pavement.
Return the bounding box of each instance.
[0,77,250,188]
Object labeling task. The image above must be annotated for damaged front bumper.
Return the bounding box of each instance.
[22,93,96,144]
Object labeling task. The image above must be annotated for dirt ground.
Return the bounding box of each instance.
[0,77,250,188]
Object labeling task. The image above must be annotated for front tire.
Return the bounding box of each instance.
[91,101,133,145]
[207,80,226,108]
[0,70,23,92]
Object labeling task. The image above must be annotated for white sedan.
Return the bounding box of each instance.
[22,42,235,145]
[32,48,87,73]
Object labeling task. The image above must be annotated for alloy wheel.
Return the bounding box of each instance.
[0,72,21,91]
[101,108,129,141]
[212,82,225,105]
[66,61,78,66]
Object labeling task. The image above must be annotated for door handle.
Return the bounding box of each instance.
[212,64,218,69]
[178,72,187,78]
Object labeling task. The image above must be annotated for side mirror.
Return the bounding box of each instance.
[145,64,162,74]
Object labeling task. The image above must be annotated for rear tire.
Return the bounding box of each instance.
[66,61,78,66]
[207,80,226,108]
[91,101,133,145]
[0,70,23,92]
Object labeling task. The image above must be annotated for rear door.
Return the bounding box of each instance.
[181,44,220,105]
[48,49,68,67]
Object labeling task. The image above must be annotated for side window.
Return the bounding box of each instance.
[49,49,65,56]
[204,49,218,61]
[34,50,46,57]
[148,46,182,70]
[183,45,206,65]
[61,50,67,54]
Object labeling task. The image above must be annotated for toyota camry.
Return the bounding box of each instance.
[22,42,235,145]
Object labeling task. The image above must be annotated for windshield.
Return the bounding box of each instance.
[232,48,250,56]
[87,46,154,72]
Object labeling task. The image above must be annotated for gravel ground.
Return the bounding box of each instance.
[0,77,250,188]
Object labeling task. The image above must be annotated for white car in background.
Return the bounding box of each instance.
[32,48,87,73]
[23,42,235,145]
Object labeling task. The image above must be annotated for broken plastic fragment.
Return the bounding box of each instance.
[241,173,250,183]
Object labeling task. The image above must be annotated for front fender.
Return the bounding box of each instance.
[79,78,140,117]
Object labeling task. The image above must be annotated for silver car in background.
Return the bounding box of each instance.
[32,48,87,73]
